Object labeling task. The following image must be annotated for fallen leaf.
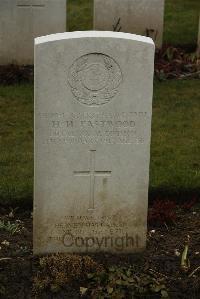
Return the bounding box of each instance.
[80,287,88,295]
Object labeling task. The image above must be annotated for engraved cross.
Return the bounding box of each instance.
[74,150,111,211]
[17,0,45,8]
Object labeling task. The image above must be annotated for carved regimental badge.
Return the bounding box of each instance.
[68,53,122,106]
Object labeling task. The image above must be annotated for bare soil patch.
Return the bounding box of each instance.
[0,203,199,298]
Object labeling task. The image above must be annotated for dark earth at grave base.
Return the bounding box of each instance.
[0,202,199,299]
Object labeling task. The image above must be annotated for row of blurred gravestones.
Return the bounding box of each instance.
[0,0,199,65]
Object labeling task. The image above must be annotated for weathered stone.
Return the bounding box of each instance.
[94,0,165,48]
[34,31,155,254]
[0,0,66,65]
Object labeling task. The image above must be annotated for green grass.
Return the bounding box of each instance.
[164,0,200,47]
[150,80,200,198]
[0,85,33,206]
[0,81,200,205]
[67,0,93,32]
[67,0,200,47]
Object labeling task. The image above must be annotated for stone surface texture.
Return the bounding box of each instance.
[34,31,155,254]
[0,0,66,65]
[94,0,165,48]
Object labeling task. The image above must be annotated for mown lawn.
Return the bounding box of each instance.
[164,0,200,47]
[150,80,200,198]
[0,80,200,206]
[67,0,200,47]
[0,85,33,206]
[68,0,93,31]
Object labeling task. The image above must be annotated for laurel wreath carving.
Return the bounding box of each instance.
[68,53,122,106]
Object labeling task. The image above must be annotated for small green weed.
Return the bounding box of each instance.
[86,266,169,298]
[0,220,21,235]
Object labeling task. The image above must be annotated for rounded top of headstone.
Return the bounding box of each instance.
[35,31,155,47]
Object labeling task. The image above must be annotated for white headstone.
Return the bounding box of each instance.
[34,31,155,254]
[94,0,165,48]
[0,0,66,65]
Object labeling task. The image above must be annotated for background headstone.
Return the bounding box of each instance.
[0,0,66,65]
[94,0,165,48]
[34,31,155,254]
